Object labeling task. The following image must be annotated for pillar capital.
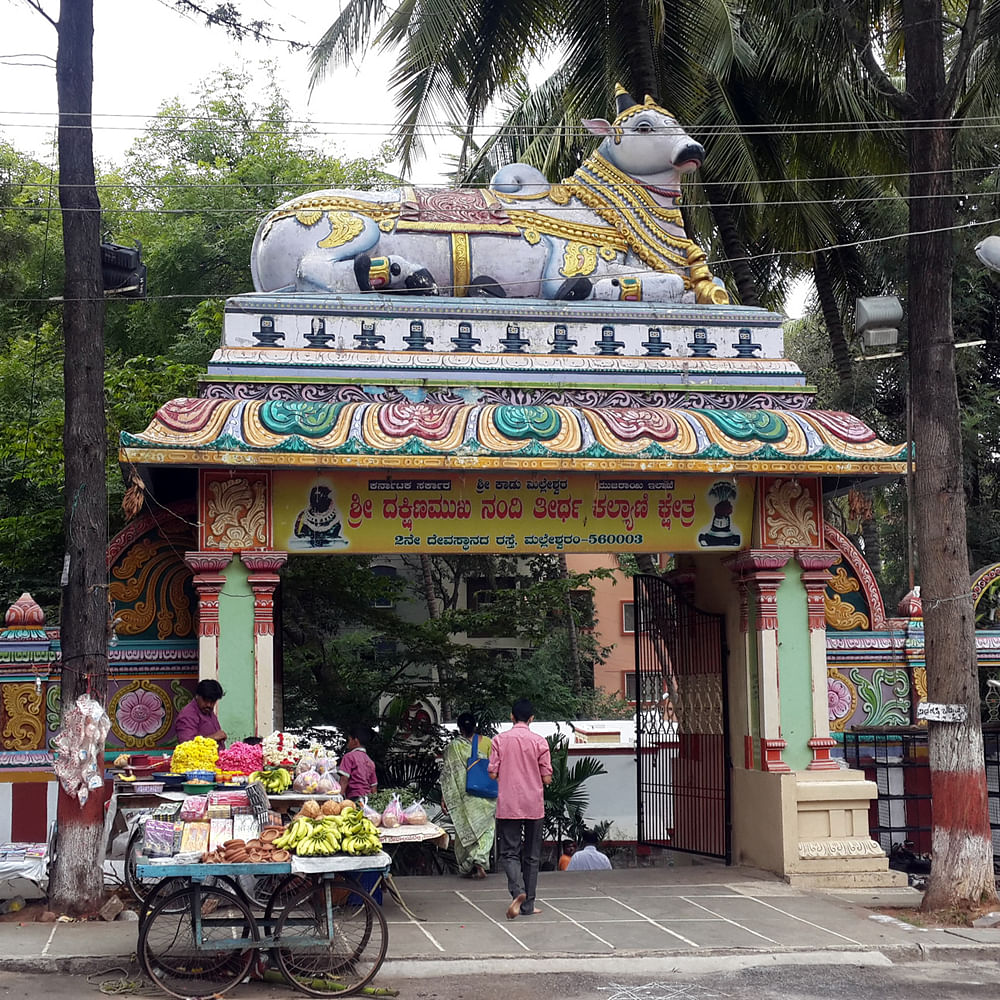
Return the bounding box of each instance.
[724,549,791,630]
[184,551,234,579]
[241,551,289,579]
[241,551,288,639]
[795,548,840,630]
[184,551,234,641]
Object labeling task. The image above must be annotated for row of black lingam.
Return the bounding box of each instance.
[251,316,763,358]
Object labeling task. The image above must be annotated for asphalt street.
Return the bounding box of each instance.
[3,961,1000,1000]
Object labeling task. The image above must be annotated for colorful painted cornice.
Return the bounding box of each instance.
[120,397,909,474]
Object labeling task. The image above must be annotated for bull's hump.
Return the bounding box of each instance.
[275,187,403,213]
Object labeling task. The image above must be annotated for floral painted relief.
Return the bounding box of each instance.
[109,679,173,748]
[827,671,856,732]
[761,477,820,547]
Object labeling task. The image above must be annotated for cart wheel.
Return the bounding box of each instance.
[124,823,156,903]
[138,884,258,1000]
[141,876,240,922]
[261,874,314,925]
[141,877,191,922]
[273,878,387,997]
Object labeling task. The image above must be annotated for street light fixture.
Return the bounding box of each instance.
[975,235,1000,274]
[855,294,903,352]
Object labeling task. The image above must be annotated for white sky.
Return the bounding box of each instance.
[1,0,445,178]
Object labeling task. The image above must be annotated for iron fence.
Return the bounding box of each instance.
[843,726,1000,866]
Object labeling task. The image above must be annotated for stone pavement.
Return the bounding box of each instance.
[2,860,998,980]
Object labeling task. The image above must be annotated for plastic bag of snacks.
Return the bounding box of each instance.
[403,799,428,825]
[361,797,382,826]
[381,794,404,828]
[314,756,338,775]
[316,773,340,795]
[295,756,317,775]
[292,769,321,794]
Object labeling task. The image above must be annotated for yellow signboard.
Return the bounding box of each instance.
[272,471,752,555]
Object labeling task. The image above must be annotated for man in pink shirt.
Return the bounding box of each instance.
[488,698,552,919]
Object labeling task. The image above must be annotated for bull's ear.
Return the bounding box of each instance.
[583,118,613,136]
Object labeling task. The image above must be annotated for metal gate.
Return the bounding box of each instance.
[634,574,731,861]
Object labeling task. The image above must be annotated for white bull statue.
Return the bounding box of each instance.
[250,86,729,305]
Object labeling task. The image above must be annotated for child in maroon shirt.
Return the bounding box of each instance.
[338,725,378,800]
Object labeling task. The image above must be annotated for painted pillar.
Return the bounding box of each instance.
[241,551,287,738]
[183,551,233,681]
[725,550,792,771]
[796,548,841,770]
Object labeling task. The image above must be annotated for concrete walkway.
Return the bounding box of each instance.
[2,861,997,980]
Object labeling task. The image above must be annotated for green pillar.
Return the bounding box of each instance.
[776,559,813,770]
[217,555,255,742]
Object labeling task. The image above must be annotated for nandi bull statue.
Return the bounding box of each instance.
[250,86,729,305]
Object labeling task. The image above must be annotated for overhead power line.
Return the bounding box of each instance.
[1,213,997,306]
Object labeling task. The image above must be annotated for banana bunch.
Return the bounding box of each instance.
[273,808,382,857]
[249,767,292,793]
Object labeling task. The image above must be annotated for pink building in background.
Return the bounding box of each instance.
[565,554,665,705]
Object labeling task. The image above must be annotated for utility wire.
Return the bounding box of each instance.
[1,213,997,305]
[4,163,998,192]
[3,107,1000,132]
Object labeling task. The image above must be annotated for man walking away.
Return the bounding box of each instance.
[488,698,553,919]
[566,828,611,871]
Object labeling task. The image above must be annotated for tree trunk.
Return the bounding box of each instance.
[557,554,582,695]
[619,0,658,98]
[48,0,108,915]
[705,183,761,307]
[812,250,853,389]
[419,554,440,619]
[903,0,995,910]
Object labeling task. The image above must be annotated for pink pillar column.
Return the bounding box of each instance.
[241,551,288,737]
[726,550,792,772]
[184,552,233,682]
[796,548,842,770]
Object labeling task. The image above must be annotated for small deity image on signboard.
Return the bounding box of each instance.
[289,480,350,550]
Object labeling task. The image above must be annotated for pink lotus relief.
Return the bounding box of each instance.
[828,677,852,720]
[117,687,166,738]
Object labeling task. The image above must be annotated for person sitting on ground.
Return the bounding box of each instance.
[174,679,227,747]
[566,828,612,871]
[558,843,576,871]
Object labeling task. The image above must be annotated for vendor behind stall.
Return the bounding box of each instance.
[174,679,227,747]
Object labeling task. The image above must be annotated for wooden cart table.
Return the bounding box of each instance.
[135,852,391,1000]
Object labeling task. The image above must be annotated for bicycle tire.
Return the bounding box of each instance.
[138,883,258,1000]
[272,878,387,997]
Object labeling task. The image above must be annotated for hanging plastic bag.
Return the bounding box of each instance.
[381,793,404,828]
[360,797,382,826]
[403,799,428,825]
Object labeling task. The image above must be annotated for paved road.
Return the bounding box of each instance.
[4,960,1000,1000]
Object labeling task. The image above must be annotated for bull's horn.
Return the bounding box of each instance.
[614,83,638,114]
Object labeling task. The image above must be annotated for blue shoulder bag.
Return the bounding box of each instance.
[465,733,498,799]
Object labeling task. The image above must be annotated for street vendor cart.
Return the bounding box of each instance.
[135,852,391,1000]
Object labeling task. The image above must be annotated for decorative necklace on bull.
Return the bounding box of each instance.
[556,89,701,276]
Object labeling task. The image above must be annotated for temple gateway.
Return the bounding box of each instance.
[1,91,922,884]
